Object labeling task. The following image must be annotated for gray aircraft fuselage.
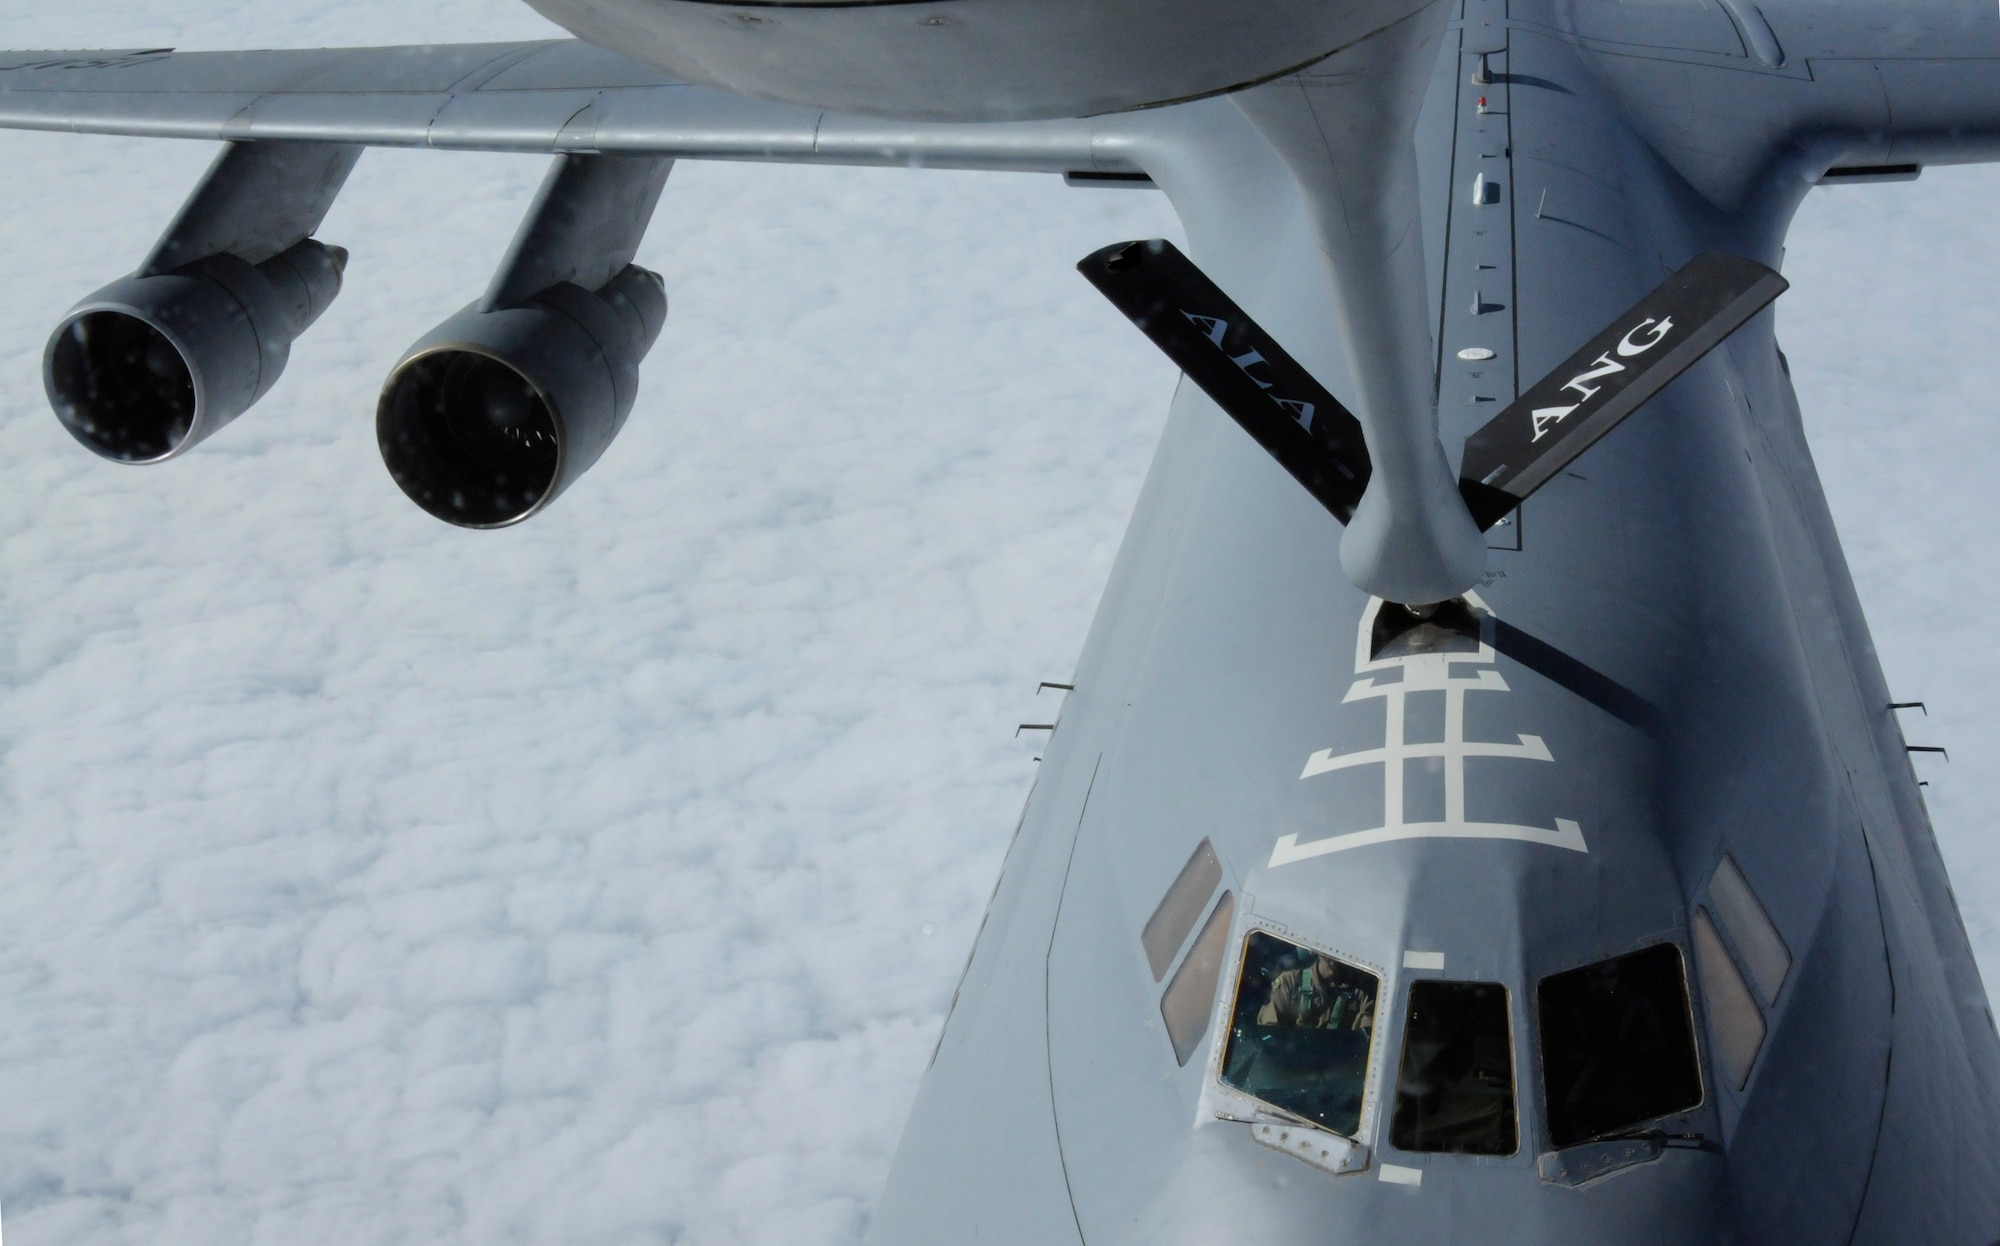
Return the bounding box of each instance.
[858,5,2000,1244]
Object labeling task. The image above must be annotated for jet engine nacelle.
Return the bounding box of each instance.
[44,239,347,463]
[376,263,667,529]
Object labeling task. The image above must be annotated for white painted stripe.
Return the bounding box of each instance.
[1402,951,1446,971]
[1301,732,1551,779]
[1379,1163,1423,1186]
[1269,818,1587,867]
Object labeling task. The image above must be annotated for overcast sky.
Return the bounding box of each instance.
[0,3,1995,1243]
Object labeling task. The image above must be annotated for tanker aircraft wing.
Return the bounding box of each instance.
[0,39,1162,520]
[0,41,1138,171]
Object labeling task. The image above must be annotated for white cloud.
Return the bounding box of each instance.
[1783,170,2000,966]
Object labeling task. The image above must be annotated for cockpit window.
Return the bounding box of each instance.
[1143,839,1223,982]
[1537,943,1703,1148]
[1391,981,1517,1155]
[1219,931,1379,1137]
[1161,893,1235,1066]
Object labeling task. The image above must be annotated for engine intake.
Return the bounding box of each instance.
[377,264,667,528]
[44,239,347,463]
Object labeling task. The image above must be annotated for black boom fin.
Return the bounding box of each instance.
[1078,239,1372,523]
[1458,252,1789,529]
[1078,242,1787,541]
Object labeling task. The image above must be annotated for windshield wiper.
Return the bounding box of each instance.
[1590,1125,1721,1154]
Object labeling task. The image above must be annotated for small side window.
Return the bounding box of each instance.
[1220,931,1380,1137]
[1391,981,1517,1155]
[1708,855,1791,1006]
[1537,943,1703,1148]
[1142,839,1222,982]
[1160,892,1234,1066]
[1691,908,1766,1090]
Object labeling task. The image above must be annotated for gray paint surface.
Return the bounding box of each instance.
[2,0,2000,1241]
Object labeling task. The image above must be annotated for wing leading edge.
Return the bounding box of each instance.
[0,41,1139,172]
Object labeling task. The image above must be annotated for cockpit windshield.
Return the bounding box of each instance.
[1537,943,1703,1147]
[1219,931,1379,1137]
[1390,980,1517,1155]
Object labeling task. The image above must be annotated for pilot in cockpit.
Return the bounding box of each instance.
[1257,952,1375,1032]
